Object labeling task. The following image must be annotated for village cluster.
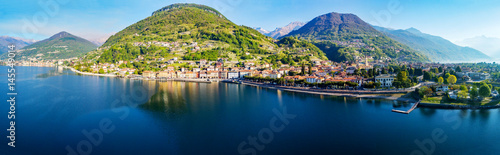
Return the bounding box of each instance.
[62,56,493,90]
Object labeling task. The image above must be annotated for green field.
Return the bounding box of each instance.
[422,96,500,106]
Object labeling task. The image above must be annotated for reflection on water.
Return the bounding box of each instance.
[419,107,437,117]
[140,82,187,118]
[35,66,69,78]
[7,66,500,155]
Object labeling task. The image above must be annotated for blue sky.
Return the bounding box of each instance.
[1,0,500,44]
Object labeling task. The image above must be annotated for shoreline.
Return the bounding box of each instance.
[61,66,500,109]
[64,66,118,77]
[239,81,417,102]
[418,103,500,110]
[62,66,416,102]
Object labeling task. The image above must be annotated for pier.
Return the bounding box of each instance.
[392,100,421,114]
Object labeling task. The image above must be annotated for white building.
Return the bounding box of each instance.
[239,70,251,78]
[436,86,449,92]
[228,71,239,79]
[306,76,320,83]
[375,74,394,87]
[269,72,281,79]
[448,92,458,100]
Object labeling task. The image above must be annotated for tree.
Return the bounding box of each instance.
[460,85,468,92]
[423,71,432,81]
[394,71,410,88]
[433,68,439,74]
[438,66,443,73]
[470,86,479,100]
[437,77,444,85]
[99,68,105,74]
[409,68,415,76]
[479,85,491,98]
[301,63,305,75]
[368,69,374,77]
[447,75,457,85]
[381,67,388,74]
[397,71,407,81]
[419,86,433,98]
[374,82,381,88]
[458,90,468,99]
[308,64,312,75]
[455,66,462,72]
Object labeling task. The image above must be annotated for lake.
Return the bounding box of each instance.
[1,66,499,155]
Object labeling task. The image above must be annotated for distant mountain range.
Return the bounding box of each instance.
[254,21,305,39]
[283,12,429,62]
[374,26,491,62]
[0,36,37,53]
[16,31,97,59]
[455,36,500,58]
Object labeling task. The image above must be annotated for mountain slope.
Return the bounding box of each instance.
[0,36,36,53]
[374,26,491,62]
[285,12,428,62]
[97,3,326,63]
[18,31,97,59]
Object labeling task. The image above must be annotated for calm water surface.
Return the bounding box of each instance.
[1,66,499,155]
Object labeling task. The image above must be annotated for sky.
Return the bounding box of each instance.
[1,0,500,45]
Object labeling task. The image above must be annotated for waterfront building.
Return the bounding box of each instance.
[228,71,239,79]
[375,74,395,87]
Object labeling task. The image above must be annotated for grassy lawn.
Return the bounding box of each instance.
[482,98,500,106]
[422,96,500,106]
[422,96,444,104]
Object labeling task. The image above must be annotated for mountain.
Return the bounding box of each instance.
[266,21,305,39]
[253,27,270,35]
[374,26,491,62]
[17,31,98,59]
[95,3,326,63]
[284,12,429,62]
[0,36,36,53]
[455,36,500,58]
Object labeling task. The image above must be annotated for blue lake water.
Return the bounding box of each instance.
[1,66,499,155]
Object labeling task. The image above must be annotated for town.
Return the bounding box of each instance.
[6,55,500,106]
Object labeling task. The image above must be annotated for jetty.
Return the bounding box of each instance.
[392,100,421,114]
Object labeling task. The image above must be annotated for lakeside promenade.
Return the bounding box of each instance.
[239,81,417,102]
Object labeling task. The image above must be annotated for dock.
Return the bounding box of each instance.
[392,100,421,114]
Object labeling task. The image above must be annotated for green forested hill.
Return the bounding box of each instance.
[285,12,429,62]
[96,3,327,64]
[16,31,97,59]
